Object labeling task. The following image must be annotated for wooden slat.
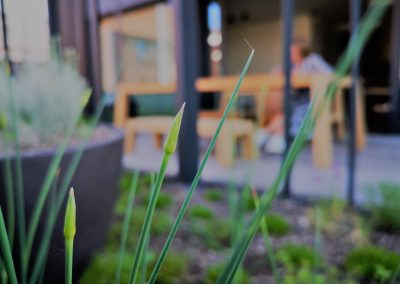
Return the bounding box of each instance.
[117,82,176,95]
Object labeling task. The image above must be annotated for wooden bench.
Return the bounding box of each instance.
[114,83,256,167]
[124,116,255,167]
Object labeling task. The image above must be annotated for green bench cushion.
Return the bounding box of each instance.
[130,94,175,116]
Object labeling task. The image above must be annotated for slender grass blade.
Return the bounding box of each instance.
[147,47,254,284]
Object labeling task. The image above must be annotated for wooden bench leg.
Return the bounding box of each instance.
[215,130,235,167]
[242,133,255,160]
[311,76,333,169]
[124,131,136,153]
[355,82,367,150]
[153,134,164,149]
[335,90,346,141]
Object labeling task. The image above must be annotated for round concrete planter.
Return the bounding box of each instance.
[0,126,124,282]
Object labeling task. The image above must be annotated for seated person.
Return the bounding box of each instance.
[256,40,333,154]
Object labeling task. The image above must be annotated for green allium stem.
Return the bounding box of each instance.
[24,89,92,274]
[252,190,280,284]
[1,133,15,248]
[4,64,26,284]
[65,239,74,284]
[0,207,17,284]
[28,98,105,284]
[216,1,390,282]
[64,189,76,284]
[128,104,183,284]
[139,173,155,284]
[147,47,254,284]
[128,154,171,284]
[0,257,7,284]
[115,171,140,284]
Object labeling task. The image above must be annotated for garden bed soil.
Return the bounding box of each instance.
[89,179,400,284]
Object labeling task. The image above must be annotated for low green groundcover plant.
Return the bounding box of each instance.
[263,213,291,236]
[205,263,250,284]
[345,246,400,281]
[282,264,357,284]
[188,204,215,220]
[131,207,173,236]
[369,183,400,232]
[119,172,153,196]
[307,198,347,234]
[80,252,138,284]
[80,250,187,284]
[203,189,224,202]
[205,219,231,245]
[276,244,319,269]
[146,252,189,284]
[106,222,139,252]
[116,173,154,215]
[142,192,173,210]
[241,186,256,212]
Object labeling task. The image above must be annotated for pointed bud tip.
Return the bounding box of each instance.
[69,187,74,197]
[163,104,185,155]
[176,102,185,119]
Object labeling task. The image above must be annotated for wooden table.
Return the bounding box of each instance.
[195,73,367,169]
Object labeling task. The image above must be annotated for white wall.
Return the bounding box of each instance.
[223,14,313,74]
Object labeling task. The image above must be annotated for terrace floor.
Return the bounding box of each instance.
[123,134,400,205]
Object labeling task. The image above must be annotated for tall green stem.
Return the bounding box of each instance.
[1,130,15,247]
[65,239,73,284]
[147,47,254,284]
[0,207,17,284]
[64,189,76,284]
[23,89,91,274]
[139,174,155,284]
[115,171,140,284]
[216,1,390,282]
[127,154,171,284]
[128,104,184,284]
[0,257,7,284]
[5,65,26,284]
[28,99,105,284]
[253,190,280,284]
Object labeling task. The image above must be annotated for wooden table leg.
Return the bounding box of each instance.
[154,133,164,149]
[124,130,136,153]
[242,133,255,160]
[215,123,235,167]
[334,89,346,141]
[113,86,129,127]
[311,76,333,169]
[355,81,367,150]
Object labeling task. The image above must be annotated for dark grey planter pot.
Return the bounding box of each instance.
[0,126,124,283]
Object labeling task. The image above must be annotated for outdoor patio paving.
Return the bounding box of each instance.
[123,134,400,204]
